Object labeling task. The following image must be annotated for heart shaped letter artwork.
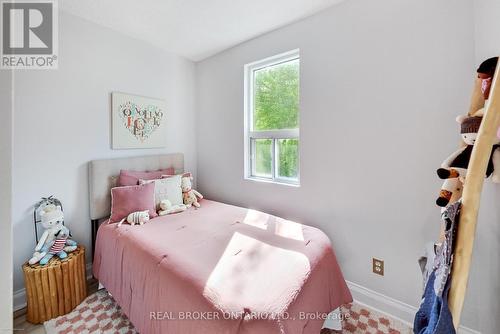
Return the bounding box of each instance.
[112,92,167,149]
[119,101,164,143]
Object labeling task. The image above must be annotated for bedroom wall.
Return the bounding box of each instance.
[196,0,488,331]
[473,0,500,62]
[0,71,13,329]
[12,13,197,308]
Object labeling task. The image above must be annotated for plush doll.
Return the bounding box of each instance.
[158,199,187,216]
[436,115,500,207]
[29,205,64,264]
[181,173,203,208]
[468,57,500,183]
[476,57,498,103]
[117,210,150,226]
[39,225,77,265]
[470,108,500,184]
[29,205,77,265]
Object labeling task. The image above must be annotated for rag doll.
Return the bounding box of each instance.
[436,115,500,207]
[468,56,500,182]
[29,205,77,265]
[118,210,150,226]
[181,173,203,208]
[475,57,498,107]
[158,199,187,216]
[39,225,77,265]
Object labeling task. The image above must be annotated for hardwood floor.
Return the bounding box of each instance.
[13,279,98,334]
[13,315,46,334]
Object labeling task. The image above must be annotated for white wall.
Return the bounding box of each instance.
[197,0,487,331]
[12,13,197,306]
[473,0,500,62]
[0,70,13,329]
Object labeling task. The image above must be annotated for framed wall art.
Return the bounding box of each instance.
[111,92,166,149]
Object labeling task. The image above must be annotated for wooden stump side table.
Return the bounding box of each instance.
[22,245,87,324]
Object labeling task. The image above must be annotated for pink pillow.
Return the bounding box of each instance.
[118,168,175,186]
[109,182,158,223]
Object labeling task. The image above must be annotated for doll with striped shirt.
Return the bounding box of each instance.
[39,225,77,265]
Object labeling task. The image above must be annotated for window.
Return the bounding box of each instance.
[244,50,300,185]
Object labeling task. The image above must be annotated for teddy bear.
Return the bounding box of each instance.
[29,205,77,265]
[158,199,187,216]
[436,114,500,207]
[39,225,77,265]
[117,210,150,226]
[181,173,203,208]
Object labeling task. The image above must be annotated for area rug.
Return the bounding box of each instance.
[45,289,412,334]
[44,289,137,334]
[338,303,412,334]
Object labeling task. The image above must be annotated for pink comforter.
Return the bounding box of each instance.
[93,200,352,334]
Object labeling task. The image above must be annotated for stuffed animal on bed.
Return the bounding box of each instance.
[117,210,150,226]
[158,199,187,216]
[29,205,77,265]
[436,114,500,207]
[181,173,203,208]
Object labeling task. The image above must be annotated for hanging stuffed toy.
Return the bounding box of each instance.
[468,56,500,183]
[436,115,500,207]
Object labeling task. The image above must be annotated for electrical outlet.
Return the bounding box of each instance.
[372,258,384,276]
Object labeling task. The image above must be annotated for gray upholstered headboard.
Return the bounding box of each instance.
[88,153,184,220]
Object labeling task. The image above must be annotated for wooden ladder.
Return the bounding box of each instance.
[448,61,500,329]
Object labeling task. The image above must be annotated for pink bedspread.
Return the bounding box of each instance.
[93,200,352,334]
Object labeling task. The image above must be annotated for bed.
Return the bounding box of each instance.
[89,154,352,334]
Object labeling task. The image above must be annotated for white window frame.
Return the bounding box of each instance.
[243,49,300,186]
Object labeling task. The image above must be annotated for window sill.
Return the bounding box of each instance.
[244,176,300,187]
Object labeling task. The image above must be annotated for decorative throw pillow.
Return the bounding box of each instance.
[109,182,157,224]
[118,168,175,186]
[139,174,183,209]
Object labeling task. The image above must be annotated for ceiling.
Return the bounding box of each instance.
[60,0,345,62]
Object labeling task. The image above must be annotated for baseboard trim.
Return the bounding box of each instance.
[346,280,480,334]
[86,262,93,280]
[346,280,415,327]
[13,288,26,312]
[13,263,93,312]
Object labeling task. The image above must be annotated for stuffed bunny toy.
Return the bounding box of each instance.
[118,210,150,226]
[158,199,187,216]
[181,173,203,208]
